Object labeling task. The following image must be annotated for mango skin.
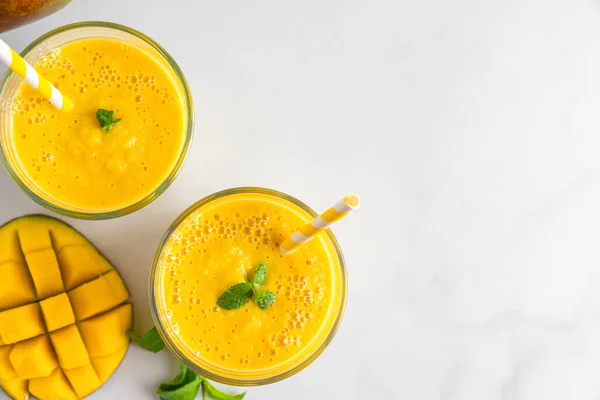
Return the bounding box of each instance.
[0,0,71,33]
[0,215,132,400]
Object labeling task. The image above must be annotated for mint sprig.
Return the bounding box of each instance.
[129,327,247,400]
[254,288,276,310]
[216,282,254,310]
[216,263,276,311]
[251,263,266,285]
[203,380,246,400]
[126,326,165,353]
[157,363,202,400]
[157,365,246,400]
[96,108,122,131]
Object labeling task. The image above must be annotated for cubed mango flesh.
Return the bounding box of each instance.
[29,368,77,400]
[24,249,65,299]
[57,246,112,290]
[10,336,58,380]
[0,346,16,382]
[39,293,75,332]
[80,303,132,357]
[0,261,36,312]
[91,345,129,383]
[0,215,131,400]
[0,227,25,265]
[68,270,129,321]
[15,221,52,254]
[48,226,88,252]
[1,377,29,400]
[0,304,45,345]
[49,325,90,369]
[63,364,101,398]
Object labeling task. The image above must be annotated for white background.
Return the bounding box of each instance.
[2,0,600,399]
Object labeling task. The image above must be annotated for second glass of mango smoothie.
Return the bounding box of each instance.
[150,188,347,385]
[0,22,193,219]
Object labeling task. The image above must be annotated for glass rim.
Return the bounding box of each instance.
[149,187,348,386]
[0,21,194,220]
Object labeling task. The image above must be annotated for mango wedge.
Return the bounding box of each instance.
[79,304,132,358]
[0,215,132,400]
[39,293,76,332]
[63,365,101,399]
[90,345,129,384]
[0,346,16,382]
[0,261,36,310]
[29,368,77,400]
[10,336,58,380]
[0,377,28,400]
[49,325,90,370]
[0,303,46,345]
[68,271,129,321]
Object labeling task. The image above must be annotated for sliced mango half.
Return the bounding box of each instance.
[0,215,132,399]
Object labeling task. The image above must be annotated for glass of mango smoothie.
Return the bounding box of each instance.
[0,22,193,219]
[150,187,347,385]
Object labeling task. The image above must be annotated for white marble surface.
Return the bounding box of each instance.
[2,0,600,399]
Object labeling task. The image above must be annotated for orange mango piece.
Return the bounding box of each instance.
[0,225,25,265]
[39,293,75,332]
[29,368,77,400]
[15,221,52,254]
[0,346,16,382]
[63,364,100,398]
[68,270,129,320]
[24,249,65,299]
[91,345,128,383]
[10,336,57,380]
[48,226,88,253]
[49,325,90,370]
[79,303,132,357]
[1,377,29,400]
[57,246,112,290]
[0,304,45,345]
[0,261,36,310]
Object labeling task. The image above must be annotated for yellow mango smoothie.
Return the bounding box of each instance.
[151,188,347,384]
[0,23,192,218]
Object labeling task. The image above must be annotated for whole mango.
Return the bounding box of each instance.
[0,0,71,33]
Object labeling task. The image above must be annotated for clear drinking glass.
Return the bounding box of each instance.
[0,21,194,219]
[150,187,348,386]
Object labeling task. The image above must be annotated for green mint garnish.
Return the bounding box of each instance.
[158,364,246,400]
[217,263,276,311]
[216,282,254,310]
[203,379,246,400]
[131,327,247,400]
[126,326,165,353]
[251,263,266,285]
[254,288,276,310]
[96,108,122,131]
[157,363,202,400]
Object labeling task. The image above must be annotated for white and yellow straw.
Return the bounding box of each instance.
[0,38,72,111]
[280,194,360,254]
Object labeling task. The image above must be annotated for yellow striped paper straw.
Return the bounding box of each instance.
[280,194,360,254]
[0,38,72,111]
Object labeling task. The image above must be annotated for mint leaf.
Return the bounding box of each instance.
[126,326,165,353]
[254,289,276,310]
[203,380,246,400]
[96,108,122,131]
[157,364,202,400]
[157,379,201,400]
[216,282,253,310]
[158,364,199,391]
[251,263,266,285]
[217,263,275,311]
